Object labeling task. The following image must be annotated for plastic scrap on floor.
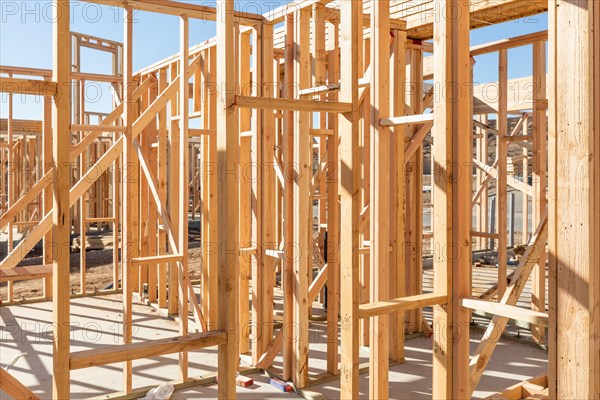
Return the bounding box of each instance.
[140,383,175,400]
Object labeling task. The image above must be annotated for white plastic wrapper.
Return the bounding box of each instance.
[140,383,175,400]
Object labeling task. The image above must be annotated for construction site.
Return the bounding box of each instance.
[0,0,598,399]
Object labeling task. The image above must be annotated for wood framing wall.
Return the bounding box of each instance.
[1,0,599,399]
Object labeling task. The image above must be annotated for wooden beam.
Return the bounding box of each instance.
[338,0,361,397]
[404,122,433,163]
[261,22,276,362]
[177,14,191,383]
[0,368,40,400]
[402,0,547,40]
[0,265,53,282]
[359,293,447,320]
[471,30,549,56]
[308,263,328,304]
[530,40,547,344]
[235,95,352,114]
[282,14,295,381]
[131,254,183,265]
[69,331,227,370]
[0,168,53,229]
[292,8,311,388]
[550,1,600,398]
[390,26,408,363]
[431,0,472,397]
[216,1,239,397]
[380,113,433,127]
[369,1,391,398]
[121,5,136,393]
[51,0,71,397]
[77,0,264,25]
[497,49,509,297]
[460,298,548,326]
[325,15,341,375]
[0,77,57,96]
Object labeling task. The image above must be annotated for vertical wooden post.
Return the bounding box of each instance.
[79,77,88,295]
[282,14,295,381]
[530,40,546,343]
[314,3,327,247]
[112,147,120,291]
[216,0,239,397]
[405,48,423,334]
[121,5,137,393]
[157,68,168,309]
[169,65,180,317]
[339,0,361,397]
[178,14,190,383]
[326,22,341,377]
[52,0,71,397]
[431,0,471,397]
[250,24,264,363]
[369,1,391,398]
[7,74,14,303]
[239,31,251,356]
[550,1,600,398]
[292,8,311,388]
[260,22,276,356]
[207,47,219,327]
[43,80,53,300]
[390,28,407,363]
[478,114,489,250]
[521,114,529,242]
[497,49,508,297]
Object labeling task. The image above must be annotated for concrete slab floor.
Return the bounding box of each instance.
[1,295,547,399]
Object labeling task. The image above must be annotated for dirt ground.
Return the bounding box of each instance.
[0,234,205,301]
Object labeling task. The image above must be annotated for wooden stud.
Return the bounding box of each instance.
[260,22,276,362]
[431,0,471,397]
[339,0,361,397]
[51,0,71,397]
[497,49,508,297]
[207,47,219,327]
[239,30,251,357]
[157,68,168,309]
[121,5,136,393]
[43,80,53,300]
[178,14,190,383]
[292,8,311,388]
[282,14,295,381]
[530,40,547,343]
[390,28,407,363]
[550,1,600,397]
[369,1,391,398]
[326,20,340,377]
[216,0,239,397]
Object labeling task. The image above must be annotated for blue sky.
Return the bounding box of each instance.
[1,1,547,120]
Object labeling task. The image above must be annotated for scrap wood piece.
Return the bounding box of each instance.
[236,375,254,388]
[0,368,40,400]
[470,214,548,392]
